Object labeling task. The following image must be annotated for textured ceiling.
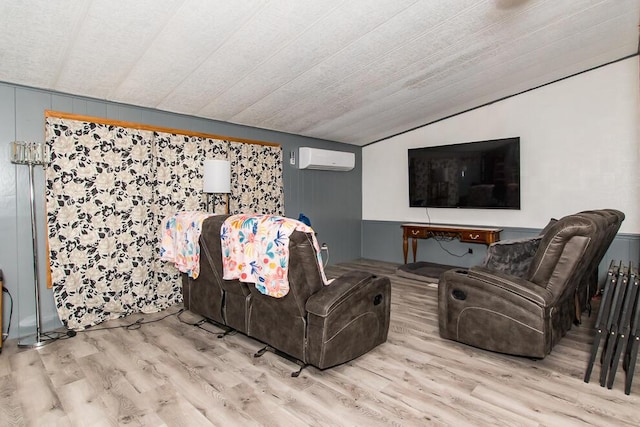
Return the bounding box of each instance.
[0,0,638,146]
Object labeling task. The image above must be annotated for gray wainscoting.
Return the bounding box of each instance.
[362,220,640,282]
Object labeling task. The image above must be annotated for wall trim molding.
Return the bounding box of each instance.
[45,110,281,147]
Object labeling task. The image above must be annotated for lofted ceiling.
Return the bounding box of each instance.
[0,1,638,146]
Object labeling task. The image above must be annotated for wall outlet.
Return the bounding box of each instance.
[468,248,473,254]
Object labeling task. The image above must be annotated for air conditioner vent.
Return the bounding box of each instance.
[298,147,355,171]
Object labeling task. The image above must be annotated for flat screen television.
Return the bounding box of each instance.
[408,137,520,209]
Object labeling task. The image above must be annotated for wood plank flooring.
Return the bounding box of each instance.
[1,259,639,426]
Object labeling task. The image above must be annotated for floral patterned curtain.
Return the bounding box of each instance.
[45,117,284,330]
[153,132,226,212]
[228,141,284,215]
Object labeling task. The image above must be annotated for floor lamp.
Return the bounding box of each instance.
[203,159,231,214]
[11,141,56,348]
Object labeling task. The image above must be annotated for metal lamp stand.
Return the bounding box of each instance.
[205,193,230,214]
[18,161,46,348]
[11,141,55,348]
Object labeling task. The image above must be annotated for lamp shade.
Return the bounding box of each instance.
[203,159,231,193]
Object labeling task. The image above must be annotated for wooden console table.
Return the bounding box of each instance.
[401,223,502,264]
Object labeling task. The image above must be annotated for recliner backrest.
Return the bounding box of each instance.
[576,209,624,269]
[572,209,624,316]
[287,230,326,308]
[186,214,232,324]
[200,214,236,294]
[243,228,326,361]
[527,215,597,301]
[576,209,624,279]
[249,230,325,319]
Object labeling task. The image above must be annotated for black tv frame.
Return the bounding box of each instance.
[408,137,521,209]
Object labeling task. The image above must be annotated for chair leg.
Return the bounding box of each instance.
[623,266,640,394]
[585,329,604,383]
[291,362,308,378]
[607,339,625,389]
[217,328,237,339]
[584,261,618,383]
[600,333,618,387]
[254,345,271,358]
[625,336,639,395]
[599,264,629,387]
[252,345,308,377]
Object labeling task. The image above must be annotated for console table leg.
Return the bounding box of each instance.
[403,236,408,264]
[412,238,417,263]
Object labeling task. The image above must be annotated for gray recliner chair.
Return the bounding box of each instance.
[182,215,391,371]
[438,209,623,358]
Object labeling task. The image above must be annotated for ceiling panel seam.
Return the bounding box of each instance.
[363,52,639,147]
[246,0,425,126]
[255,0,548,130]
[195,0,347,118]
[351,10,636,139]
[51,2,91,89]
[107,0,188,100]
[154,1,271,109]
[295,0,629,138]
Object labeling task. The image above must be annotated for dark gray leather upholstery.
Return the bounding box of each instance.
[438,209,623,358]
[573,209,625,322]
[184,215,251,332]
[182,215,391,369]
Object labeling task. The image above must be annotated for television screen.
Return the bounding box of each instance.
[408,137,520,209]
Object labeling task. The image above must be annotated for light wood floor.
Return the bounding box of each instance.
[1,259,639,426]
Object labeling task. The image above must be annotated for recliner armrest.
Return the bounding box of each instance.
[467,266,554,306]
[305,270,390,369]
[306,270,377,317]
[439,267,554,358]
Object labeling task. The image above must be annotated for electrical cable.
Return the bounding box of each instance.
[425,207,469,258]
[176,308,206,327]
[0,290,207,344]
[19,308,189,346]
[2,283,68,344]
[433,237,469,258]
[80,308,186,333]
[2,287,13,342]
[38,330,75,342]
[176,309,230,338]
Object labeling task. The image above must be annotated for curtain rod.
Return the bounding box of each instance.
[45,110,281,148]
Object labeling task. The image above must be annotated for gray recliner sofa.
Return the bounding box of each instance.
[182,215,391,370]
[438,209,624,358]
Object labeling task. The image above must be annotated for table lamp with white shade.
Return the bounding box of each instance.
[203,159,231,213]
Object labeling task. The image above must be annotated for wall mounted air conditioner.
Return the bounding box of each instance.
[298,147,355,171]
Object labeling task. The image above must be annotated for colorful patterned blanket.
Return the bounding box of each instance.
[160,211,213,279]
[221,214,328,297]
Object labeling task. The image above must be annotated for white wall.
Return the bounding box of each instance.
[363,57,640,233]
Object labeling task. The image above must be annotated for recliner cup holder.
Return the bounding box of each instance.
[452,289,467,300]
